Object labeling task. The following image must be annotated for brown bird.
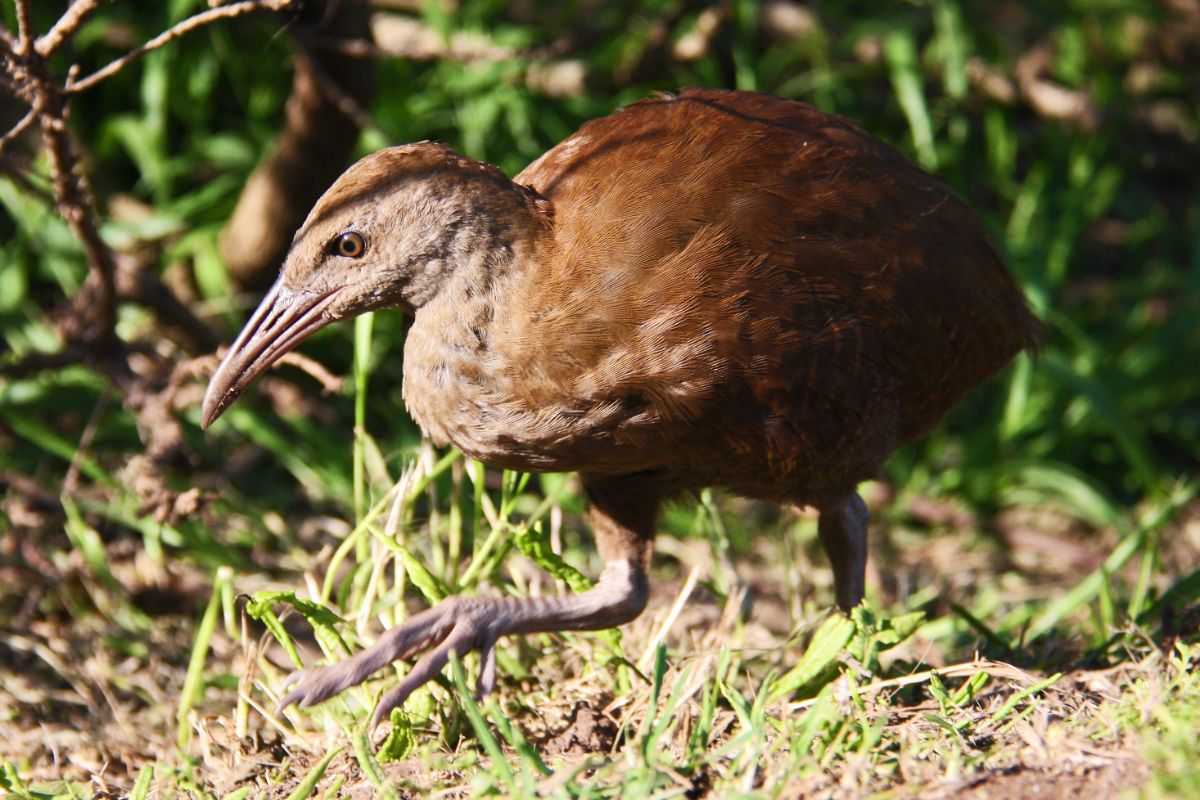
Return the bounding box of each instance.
[203,88,1041,728]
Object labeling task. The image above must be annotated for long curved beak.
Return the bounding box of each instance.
[202,282,342,429]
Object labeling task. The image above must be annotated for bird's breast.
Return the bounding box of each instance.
[399,284,643,473]
[400,337,644,473]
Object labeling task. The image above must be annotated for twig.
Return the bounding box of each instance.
[37,88,120,350]
[0,107,36,155]
[190,347,344,397]
[12,0,34,55]
[35,0,104,58]
[313,32,587,98]
[637,566,700,673]
[1,5,121,350]
[316,32,576,64]
[312,16,590,97]
[274,352,345,396]
[0,347,83,378]
[325,15,518,63]
[67,0,299,94]
[314,34,509,63]
[1014,41,1099,131]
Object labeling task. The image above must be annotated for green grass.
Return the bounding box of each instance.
[1,0,1198,797]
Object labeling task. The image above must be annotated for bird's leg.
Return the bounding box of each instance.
[816,493,869,610]
[278,474,658,729]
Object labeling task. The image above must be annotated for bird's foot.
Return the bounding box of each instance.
[277,595,506,729]
[276,561,648,729]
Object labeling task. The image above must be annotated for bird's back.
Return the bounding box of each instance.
[489,89,1040,501]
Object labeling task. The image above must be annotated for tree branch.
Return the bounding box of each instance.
[36,85,119,350]
[319,14,581,64]
[67,0,299,94]
[35,0,104,58]
[12,0,34,55]
[0,107,35,154]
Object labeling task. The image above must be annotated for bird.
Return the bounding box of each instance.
[202,87,1042,729]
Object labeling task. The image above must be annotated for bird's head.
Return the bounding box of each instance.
[201,142,550,428]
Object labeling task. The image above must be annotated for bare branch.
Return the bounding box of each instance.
[0,347,83,378]
[35,0,105,58]
[0,107,35,155]
[277,351,345,396]
[316,33,558,63]
[369,14,517,62]
[67,0,299,94]
[313,16,588,97]
[36,88,119,349]
[12,0,34,55]
[1015,41,1099,131]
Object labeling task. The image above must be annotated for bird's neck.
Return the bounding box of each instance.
[401,180,554,312]
[412,209,551,310]
[403,198,553,371]
[401,216,552,454]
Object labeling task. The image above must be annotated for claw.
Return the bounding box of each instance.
[275,661,356,715]
[275,668,324,715]
[271,564,647,730]
[276,667,311,710]
[476,635,498,699]
[280,670,302,692]
[274,596,507,729]
[367,625,483,729]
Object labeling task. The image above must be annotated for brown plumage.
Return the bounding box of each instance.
[202,88,1042,728]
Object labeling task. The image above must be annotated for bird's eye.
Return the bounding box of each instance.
[333,231,366,259]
